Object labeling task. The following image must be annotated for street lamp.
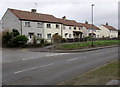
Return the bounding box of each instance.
[91,4,95,47]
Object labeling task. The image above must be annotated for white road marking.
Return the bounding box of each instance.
[40,63,54,67]
[14,63,54,74]
[22,53,72,61]
[66,58,79,62]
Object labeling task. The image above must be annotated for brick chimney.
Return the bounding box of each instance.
[62,16,66,20]
[31,9,37,13]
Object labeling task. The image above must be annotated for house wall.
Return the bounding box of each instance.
[109,30,118,38]
[62,25,83,39]
[62,25,73,38]
[99,26,110,38]
[44,23,62,41]
[21,20,44,41]
[2,9,21,33]
[99,25,118,38]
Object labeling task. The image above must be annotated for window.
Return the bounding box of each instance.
[37,33,42,38]
[69,34,71,38]
[25,22,30,27]
[65,33,68,38]
[74,27,76,30]
[47,34,51,39]
[47,24,51,28]
[37,22,43,28]
[69,27,71,29]
[56,24,60,29]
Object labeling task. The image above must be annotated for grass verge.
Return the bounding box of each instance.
[56,40,119,50]
[58,60,119,85]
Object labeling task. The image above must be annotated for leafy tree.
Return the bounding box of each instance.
[12,29,20,37]
[52,34,66,44]
[2,31,13,46]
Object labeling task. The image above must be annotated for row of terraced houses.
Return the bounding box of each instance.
[1,8,118,42]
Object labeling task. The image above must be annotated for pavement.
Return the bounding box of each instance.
[106,80,119,85]
[2,47,118,85]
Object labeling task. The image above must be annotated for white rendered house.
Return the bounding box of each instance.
[79,22,101,38]
[99,23,118,38]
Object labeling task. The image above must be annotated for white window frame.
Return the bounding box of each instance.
[47,24,51,28]
[25,22,31,27]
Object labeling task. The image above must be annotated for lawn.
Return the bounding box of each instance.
[58,61,119,85]
[56,40,119,50]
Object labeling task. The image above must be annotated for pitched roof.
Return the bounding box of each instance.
[79,23,100,30]
[56,18,82,27]
[8,8,82,27]
[102,25,117,31]
[9,8,60,23]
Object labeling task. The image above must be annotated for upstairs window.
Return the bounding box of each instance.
[74,27,76,30]
[56,24,60,29]
[47,24,51,28]
[37,22,43,28]
[25,22,31,27]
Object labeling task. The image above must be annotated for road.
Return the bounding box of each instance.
[2,47,118,85]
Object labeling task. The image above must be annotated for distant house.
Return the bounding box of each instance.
[79,22,101,38]
[99,23,118,38]
[57,16,83,39]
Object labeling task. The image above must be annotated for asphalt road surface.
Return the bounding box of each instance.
[2,47,118,85]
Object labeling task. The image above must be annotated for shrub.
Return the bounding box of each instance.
[52,34,65,44]
[12,29,20,37]
[84,36,93,41]
[2,31,13,46]
[8,35,28,47]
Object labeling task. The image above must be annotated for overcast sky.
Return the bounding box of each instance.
[0,0,119,29]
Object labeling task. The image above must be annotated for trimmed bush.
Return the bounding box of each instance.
[8,35,28,47]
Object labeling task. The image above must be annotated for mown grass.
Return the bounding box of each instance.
[58,61,119,85]
[57,40,119,50]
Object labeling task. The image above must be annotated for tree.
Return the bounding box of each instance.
[52,34,66,44]
[12,29,20,37]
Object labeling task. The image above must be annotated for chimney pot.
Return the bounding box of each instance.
[62,16,66,20]
[106,23,108,25]
[31,9,37,13]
